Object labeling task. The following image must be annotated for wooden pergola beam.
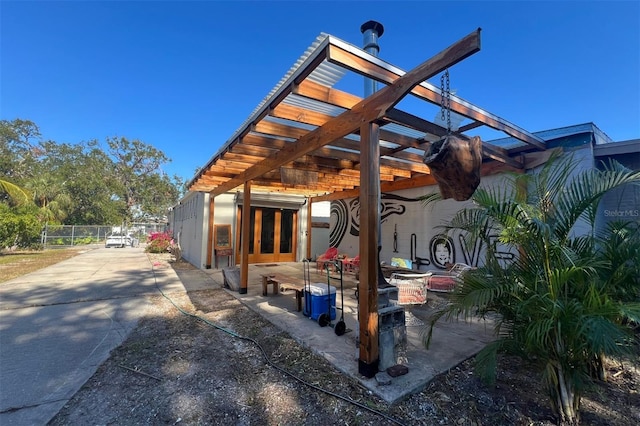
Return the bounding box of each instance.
[385,108,523,168]
[327,39,546,150]
[251,179,342,192]
[239,133,289,150]
[292,76,522,168]
[310,157,522,203]
[229,143,277,157]
[293,79,360,109]
[209,29,482,198]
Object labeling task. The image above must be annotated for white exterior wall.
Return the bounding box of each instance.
[330,173,508,271]
[168,191,208,269]
[329,146,601,272]
[296,199,308,261]
[310,201,330,260]
[176,125,619,272]
[213,194,236,227]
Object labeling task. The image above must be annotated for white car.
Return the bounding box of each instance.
[105,233,139,248]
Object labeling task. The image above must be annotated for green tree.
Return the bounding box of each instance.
[2,119,182,227]
[0,119,41,201]
[27,174,72,224]
[1,120,73,224]
[138,172,183,220]
[0,203,41,249]
[107,136,179,222]
[63,149,127,225]
[34,139,125,225]
[423,154,640,425]
[0,120,40,248]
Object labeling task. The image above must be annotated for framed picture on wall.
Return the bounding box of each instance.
[214,224,231,250]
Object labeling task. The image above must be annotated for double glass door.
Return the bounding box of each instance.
[236,206,297,263]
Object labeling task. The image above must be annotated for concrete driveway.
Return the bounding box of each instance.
[1,247,495,423]
[0,246,184,426]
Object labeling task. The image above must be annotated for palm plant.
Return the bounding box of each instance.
[0,178,31,205]
[27,175,72,224]
[595,220,640,304]
[423,154,640,425]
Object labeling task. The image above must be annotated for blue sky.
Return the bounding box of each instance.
[2,1,639,181]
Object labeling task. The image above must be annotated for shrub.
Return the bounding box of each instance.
[423,154,640,425]
[74,236,95,245]
[0,203,42,249]
[145,231,173,253]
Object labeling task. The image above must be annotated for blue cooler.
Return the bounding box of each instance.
[305,283,336,321]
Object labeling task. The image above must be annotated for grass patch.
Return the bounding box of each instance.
[0,247,87,283]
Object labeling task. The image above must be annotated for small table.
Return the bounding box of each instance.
[214,248,233,269]
[261,274,280,296]
[260,273,305,312]
[380,264,416,278]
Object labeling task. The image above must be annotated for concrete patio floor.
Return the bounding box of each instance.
[201,262,494,404]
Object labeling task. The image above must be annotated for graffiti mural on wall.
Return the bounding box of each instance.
[329,199,352,248]
[489,235,516,265]
[330,193,420,247]
[455,233,515,267]
[430,234,455,269]
[457,234,482,266]
[330,194,516,269]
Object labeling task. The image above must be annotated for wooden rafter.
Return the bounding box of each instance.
[207,30,481,197]
[188,29,547,197]
[288,78,523,168]
[326,40,546,150]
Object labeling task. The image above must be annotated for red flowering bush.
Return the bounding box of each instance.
[145,231,173,253]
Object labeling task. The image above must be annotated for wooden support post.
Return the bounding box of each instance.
[358,122,380,378]
[306,198,312,260]
[239,181,251,294]
[205,194,215,269]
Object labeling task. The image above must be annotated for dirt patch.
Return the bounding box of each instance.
[49,255,639,425]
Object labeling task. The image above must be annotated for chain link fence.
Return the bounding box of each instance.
[41,223,167,248]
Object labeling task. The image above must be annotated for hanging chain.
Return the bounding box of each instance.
[440,69,451,134]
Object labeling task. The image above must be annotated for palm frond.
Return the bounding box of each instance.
[422,306,460,349]
[614,302,640,324]
[453,276,505,313]
[473,340,502,385]
[0,179,32,205]
[554,161,640,241]
[418,191,442,209]
[582,315,636,357]
[524,317,555,351]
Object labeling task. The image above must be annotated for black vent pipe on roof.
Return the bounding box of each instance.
[360,20,384,97]
[360,21,389,288]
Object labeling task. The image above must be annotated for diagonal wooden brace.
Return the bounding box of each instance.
[209,29,482,197]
